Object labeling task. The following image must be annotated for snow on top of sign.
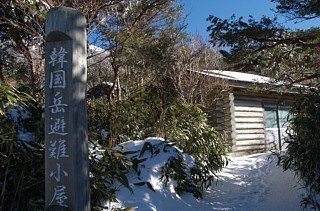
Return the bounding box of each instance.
[202,70,272,84]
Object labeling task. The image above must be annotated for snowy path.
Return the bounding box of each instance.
[254,155,306,211]
[201,153,306,211]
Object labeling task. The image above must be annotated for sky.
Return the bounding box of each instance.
[181,0,319,40]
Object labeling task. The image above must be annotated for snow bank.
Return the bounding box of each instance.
[109,138,200,210]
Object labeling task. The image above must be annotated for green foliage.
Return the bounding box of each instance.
[105,85,173,144]
[87,99,112,145]
[132,139,224,199]
[207,1,320,86]
[91,139,202,209]
[88,84,227,192]
[89,141,135,209]
[160,155,202,198]
[119,140,213,199]
[164,103,228,190]
[0,82,34,116]
[0,83,45,210]
[89,94,156,144]
[273,0,320,20]
[279,87,320,208]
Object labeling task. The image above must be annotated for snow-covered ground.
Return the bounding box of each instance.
[202,153,306,211]
[110,139,307,211]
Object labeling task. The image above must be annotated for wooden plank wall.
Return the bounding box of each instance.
[211,93,235,152]
[233,99,266,154]
[211,94,275,155]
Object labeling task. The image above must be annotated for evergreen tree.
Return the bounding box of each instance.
[207,0,320,87]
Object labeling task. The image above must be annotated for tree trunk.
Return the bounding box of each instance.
[116,75,121,101]
[108,64,122,104]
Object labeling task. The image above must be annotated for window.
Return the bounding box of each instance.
[264,106,290,129]
[278,108,290,128]
[265,107,277,128]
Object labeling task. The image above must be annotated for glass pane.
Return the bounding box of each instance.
[265,107,277,128]
[279,108,290,128]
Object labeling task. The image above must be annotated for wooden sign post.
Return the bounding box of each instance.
[44,7,90,210]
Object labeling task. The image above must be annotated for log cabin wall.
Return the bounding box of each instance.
[232,98,267,155]
[216,93,292,156]
[212,92,290,155]
[212,93,236,152]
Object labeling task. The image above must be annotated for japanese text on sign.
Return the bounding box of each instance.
[48,46,69,207]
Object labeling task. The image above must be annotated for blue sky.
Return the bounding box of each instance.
[181,0,319,40]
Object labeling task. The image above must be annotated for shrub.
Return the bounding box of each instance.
[88,85,228,200]
[109,86,162,144]
[280,87,320,209]
[163,103,228,190]
[87,98,112,146]
[89,140,135,209]
[160,154,202,198]
[117,139,212,199]
[0,82,45,210]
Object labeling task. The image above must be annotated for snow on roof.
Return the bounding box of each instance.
[202,70,271,84]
